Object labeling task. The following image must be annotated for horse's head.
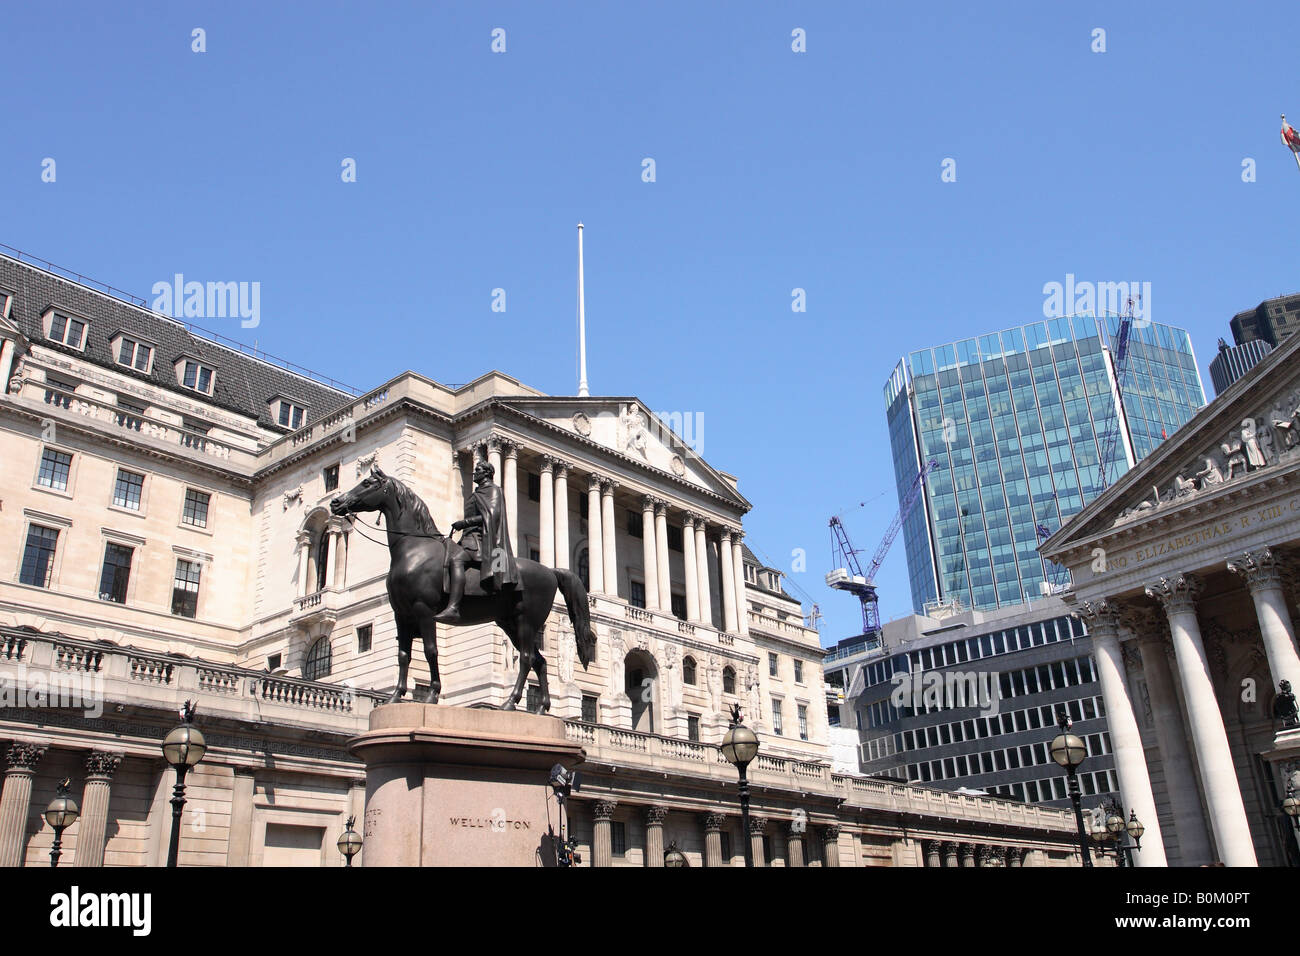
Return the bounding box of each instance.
[330,465,393,519]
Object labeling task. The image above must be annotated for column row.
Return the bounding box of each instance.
[0,743,124,867]
[921,840,1033,867]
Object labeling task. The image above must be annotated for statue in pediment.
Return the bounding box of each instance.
[620,403,650,457]
[1270,392,1300,449]
[1194,456,1224,489]
[1221,436,1249,480]
[1242,418,1268,469]
[1172,472,1197,498]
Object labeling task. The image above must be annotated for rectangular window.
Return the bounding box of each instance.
[720,830,731,862]
[181,361,214,394]
[19,525,60,588]
[357,624,373,653]
[626,510,643,538]
[172,558,202,618]
[798,704,808,740]
[182,488,211,528]
[667,525,683,552]
[117,336,153,371]
[793,660,804,683]
[267,653,282,670]
[629,580,646,609]
[581,694,598,723]
[687,715,700,742]
[113,469,145,510]
[529,548,540,562]
[276,402,305,429]
[528,472,540,502]
[611,821,627,856]
[670,593,686,620]
[526,685,542,712]
[37,449,73,491]
[769,653,779,677]
[99,543,133,603]
[324,464,340,493]
[772,700,783,735]
[49,312,87,349]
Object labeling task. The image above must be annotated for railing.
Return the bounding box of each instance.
[258,674,357,712]
[1,634,26,662]
[297,592,323,611]
[717,632,735,646]
[54,643,103,672]
[676,621,695,636]
[128,656,174,685]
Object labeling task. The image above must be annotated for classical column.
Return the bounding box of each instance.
[487,435,504,486]
[538,456,555,567]
[502,440,519,552]
[1227,548,1300,692]
[822,825,841,868]
[682,513,700,622]
[703,812,725,867]
[601,480,618,597]
[654,501,671,611]
[1076,600,1168,866]
[748,816,767,867]
[694,517,713,625]
[732,530,749,636]
[644,805,668,867]
[923,840,942,868]
[553,460,571,570]
[1146,574,1258,866]
[719,527,738,633]
[586,476,604,593]
[1006,847,1023,867]
[1124,608,1214,866]
[333,525,348,589]
[592,799,617,867]
[959,843,976,867]
[327,519,346,589]
[941,841,959,867]
[787,824,806,867]
[0,741,47,867]
[76,751,123,867]
[640,497,660,610]
[295,530,311,598]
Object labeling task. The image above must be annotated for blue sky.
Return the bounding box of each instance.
[6,1,1299,642]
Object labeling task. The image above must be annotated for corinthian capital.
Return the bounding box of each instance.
[1144,574,1201,615]
[1076,598,1124,635]
[5,741,48,773]
[1226,548,1284,592]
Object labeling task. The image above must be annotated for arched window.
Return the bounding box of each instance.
[723,666,736,695]
[303,636,332,681]
[315,533,330,590]
[683,656,697,685]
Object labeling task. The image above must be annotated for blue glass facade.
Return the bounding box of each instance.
[885,316,1206,612]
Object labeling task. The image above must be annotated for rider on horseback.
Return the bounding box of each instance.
[434,459,520,622]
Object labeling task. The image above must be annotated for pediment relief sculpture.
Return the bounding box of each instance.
[1114,390,1300,527]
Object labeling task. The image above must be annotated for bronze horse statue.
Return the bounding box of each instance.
[329,466,595,712]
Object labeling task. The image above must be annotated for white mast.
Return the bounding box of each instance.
[577,222,589,397]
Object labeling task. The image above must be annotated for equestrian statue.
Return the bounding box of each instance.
[329,463,595,712]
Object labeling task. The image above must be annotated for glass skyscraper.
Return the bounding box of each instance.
[885,314,1206,613]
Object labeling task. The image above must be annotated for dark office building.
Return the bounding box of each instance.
[830,599,1119,812]
[1230,293,1300,348]
[1208,338,1273,395]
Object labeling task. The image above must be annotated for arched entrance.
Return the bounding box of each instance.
[624,649,659,734]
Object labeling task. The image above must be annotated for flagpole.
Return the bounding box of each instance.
[577,222,589,397]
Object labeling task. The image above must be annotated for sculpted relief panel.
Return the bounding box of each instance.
[1115,389,1300,527]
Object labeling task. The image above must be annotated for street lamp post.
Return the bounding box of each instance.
[162,700,206,868]
[664,841,689,867]
[337,815,363,867]
[1089,799,1144,867]
[1049,709,1092,868]
[43,778,80,868]
[720,703,760,868]
[1283,782,1299,833]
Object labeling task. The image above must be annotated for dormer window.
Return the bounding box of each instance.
[275,400,306,429]
[113,334,154,373]
[45,309,88,350]
[178,359,215,395]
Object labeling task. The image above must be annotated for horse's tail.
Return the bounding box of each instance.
[553,568,596,669]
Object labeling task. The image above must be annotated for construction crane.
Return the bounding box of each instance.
[826,458,939,641]
[1097,296,1140,490]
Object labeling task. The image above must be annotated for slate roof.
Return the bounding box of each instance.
[1,253,354,432]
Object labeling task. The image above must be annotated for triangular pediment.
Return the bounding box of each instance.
[1041,330,1300,557]
[497,396,749,509]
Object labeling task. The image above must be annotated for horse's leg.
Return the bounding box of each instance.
[388,615,413,704]
[413,609,441,704]
[531,621,551,714]
[500,616,532,711]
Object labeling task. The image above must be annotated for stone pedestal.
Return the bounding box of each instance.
[349,703,585,867]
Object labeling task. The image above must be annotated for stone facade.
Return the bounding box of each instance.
[0,253,1084,865]
[1042,324,1300,866]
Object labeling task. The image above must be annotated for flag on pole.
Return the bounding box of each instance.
[1283,114,1300,171]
